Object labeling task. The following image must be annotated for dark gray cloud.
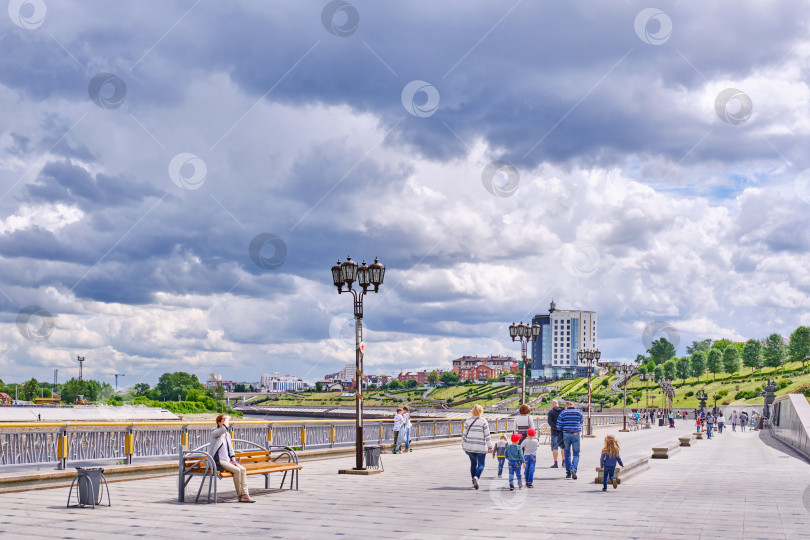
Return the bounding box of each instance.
[27,159,161,208]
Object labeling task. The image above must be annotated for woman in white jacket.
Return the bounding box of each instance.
[210,415,255,502]
[462,404,493,489]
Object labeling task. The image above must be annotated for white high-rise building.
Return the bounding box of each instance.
[531,300,598,379]
[341,363,356,381]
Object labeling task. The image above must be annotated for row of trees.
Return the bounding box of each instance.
[637,326,810,382]
[0,377,115,403]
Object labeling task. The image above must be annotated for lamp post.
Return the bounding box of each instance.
[578,348,601,437]
[77,356,85,381]
[618,363,635,432]
[509,321,541,405]
[713,393,718,414]
[332,256,385,471]
[114,373,125,393]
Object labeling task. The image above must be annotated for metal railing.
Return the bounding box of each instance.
[0,414,625,469]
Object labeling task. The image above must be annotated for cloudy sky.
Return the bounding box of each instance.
[1,1,809,387]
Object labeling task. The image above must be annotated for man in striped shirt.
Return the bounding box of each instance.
[557,401,583,479]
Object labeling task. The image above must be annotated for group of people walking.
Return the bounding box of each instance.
[461,400,624,492]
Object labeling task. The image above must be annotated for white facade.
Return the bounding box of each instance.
[260,372,304,392]
[550,309,597,368]
[341,362,356,381]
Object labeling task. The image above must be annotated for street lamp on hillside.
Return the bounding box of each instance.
[577,349,601,437]
[509,321,540,405]
[617,363,635,432]
[331,256,385,471]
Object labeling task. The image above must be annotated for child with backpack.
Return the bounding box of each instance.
[504,433,525,490]
[492,435,508,478]
[521,428,539,488]
[599,435,624,491]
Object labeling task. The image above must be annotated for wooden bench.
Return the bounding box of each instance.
[179,439,302,504]
[651,440,681,459]
[593,456,649,485]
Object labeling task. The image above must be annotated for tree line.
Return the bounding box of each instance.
[636,326,810,383]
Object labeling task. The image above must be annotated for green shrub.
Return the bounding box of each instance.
[685,391,694,398]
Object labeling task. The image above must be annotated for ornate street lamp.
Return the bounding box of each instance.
[509,321,540,405]
[578,348,602,437]
[331,255,385,471]
[617,363,635,432]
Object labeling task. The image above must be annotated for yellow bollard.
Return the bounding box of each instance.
[57,434,69,459]
[124,433,135,456]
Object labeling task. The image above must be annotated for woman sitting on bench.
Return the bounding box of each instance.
[211,415,256,503]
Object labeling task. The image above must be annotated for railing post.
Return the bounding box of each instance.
[329,424,335,448]
[300,425,306,451]
[416,422,421,440]
[124,424,135,465]
[378,423,383,443]
[266,423,273,450]
[433,422,437,439]
[56,424,69,470]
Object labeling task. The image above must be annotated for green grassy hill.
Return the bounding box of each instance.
[624,360,810,408]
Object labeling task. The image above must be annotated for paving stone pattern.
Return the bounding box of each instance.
[1,418,809,539]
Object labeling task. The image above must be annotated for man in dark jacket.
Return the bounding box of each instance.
[547,399,565,468]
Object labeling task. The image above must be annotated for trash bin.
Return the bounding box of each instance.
[658,418,664,427]
[67,467,110,508]
[77,467,104,506]
[363,445,383,471]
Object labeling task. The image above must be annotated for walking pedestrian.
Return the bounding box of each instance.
[740,411,748,432]
[492,435,508,478]
[547,399,565,468]
[730,410,738,431]
[521,428,539,488]
[705,412,714,439]
[599,435,624,491]
[514,403,535,442]
[210,415,255,503]
[505,433,525,490]
[557,401,583,480]
[695,415,701,433]
[461,404,493,489]
[392,407,404,454]
[717,411,725,434]
[402,405,412,453]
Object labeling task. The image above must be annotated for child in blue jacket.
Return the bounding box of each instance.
[504,433,525,490]
[599,435,624,491]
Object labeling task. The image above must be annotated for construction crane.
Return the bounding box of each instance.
[114,373,125,392]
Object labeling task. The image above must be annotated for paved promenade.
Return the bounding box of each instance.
[2,420,809,539]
